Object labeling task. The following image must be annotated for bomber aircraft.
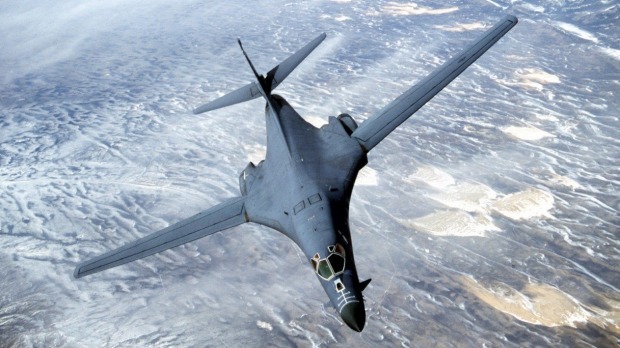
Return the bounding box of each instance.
[75,15,518,332]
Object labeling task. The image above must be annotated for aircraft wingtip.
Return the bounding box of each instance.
[73,266,82,279]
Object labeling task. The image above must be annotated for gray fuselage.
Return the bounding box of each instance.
[241,95,368,330]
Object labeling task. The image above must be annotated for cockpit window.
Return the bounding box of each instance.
[294,201,305,214]
[317,260,333,279]
[327,253,345,274]
[308,193,322,204]
[310,244,346,281]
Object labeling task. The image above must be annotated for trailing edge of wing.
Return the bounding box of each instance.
[74,197,247,278]
[351,15,518,152]
[193,32,326,115]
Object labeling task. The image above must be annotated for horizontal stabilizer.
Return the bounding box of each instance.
[193,82,261,114]
[192,33,326,114]
[74,197,247,278]
[264,33,326,92]
[352,15,518,152]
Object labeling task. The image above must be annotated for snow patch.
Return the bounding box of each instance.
[546,173,581,190]
[256,320,273,331]
[553,21,599,43]
[600,47,620,61]
[461,276,591,327]
[305,116,328,128]
[502,125,555,141]
[433,22,487,32]
[491,188,554,220]
[407,166,455,189]
[493,68,560,91]
[244,144,267,163]
[516,68,561,85]
[376,2,458,16]
[357,167,378,186]
[428,182,497,212]
[405,210,499,237]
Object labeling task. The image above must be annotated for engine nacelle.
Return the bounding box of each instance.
[337,113,358,135]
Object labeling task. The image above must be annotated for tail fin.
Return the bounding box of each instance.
[193,33,326,115]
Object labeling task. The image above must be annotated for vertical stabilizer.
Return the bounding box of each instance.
[193,33,326,115]
[237,38,269,99]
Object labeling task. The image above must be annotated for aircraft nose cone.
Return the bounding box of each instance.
[340,302,365,332]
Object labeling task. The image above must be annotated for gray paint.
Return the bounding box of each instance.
[74,15,518,332]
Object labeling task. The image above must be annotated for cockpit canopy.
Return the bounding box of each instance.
[311,244,346,281]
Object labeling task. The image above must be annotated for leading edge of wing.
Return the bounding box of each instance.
[74,196,247,279]
[351,15,518,152]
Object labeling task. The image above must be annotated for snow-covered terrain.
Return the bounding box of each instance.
[1,0,618,346]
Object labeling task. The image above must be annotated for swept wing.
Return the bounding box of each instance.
[74,197,247,278]
[351,15,518,152]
